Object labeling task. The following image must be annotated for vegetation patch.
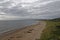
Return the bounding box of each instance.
[40,19,60,40]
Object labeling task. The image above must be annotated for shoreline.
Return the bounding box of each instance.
[0,21,46,40]
[0,21,39,37]
[0,20,38,34]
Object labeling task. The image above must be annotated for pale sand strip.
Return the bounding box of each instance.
[0,21,46,40]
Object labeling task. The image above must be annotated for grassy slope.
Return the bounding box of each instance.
[40,19,60,40]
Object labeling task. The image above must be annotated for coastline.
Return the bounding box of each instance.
[0,21,46,40]
[0,21,39,37]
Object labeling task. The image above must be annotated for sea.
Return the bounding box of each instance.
[0,20,38,34]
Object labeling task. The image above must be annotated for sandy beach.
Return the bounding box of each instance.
[0,21,46,40]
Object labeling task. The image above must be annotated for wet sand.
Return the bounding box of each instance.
[0,21,46,40]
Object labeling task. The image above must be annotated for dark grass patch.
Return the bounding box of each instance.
[27,31,32,33]
[27,29,34,33]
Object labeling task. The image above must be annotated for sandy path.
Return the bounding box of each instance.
[0,21,46,40]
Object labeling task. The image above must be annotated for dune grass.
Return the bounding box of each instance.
[40,20,60,40]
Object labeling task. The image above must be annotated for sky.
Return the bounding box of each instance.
[0,0,60,20]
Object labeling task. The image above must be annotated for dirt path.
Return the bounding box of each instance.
[0,21,46,40]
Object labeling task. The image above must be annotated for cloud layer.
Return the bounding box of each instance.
[0,0,60,20]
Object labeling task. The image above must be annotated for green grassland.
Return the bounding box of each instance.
[40,18,60,40]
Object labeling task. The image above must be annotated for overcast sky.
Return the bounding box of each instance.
[0,0,60,20]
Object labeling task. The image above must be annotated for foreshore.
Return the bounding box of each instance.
[0,21,46,40]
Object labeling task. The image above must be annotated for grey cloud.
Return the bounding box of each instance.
[0,7,30,17]
[42,1,60,11]
[0,0,4,1]
[30,0,60,19]
[0,0,60,20]
[0,1,12,8]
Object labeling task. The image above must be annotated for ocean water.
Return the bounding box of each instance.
[0,20,38,34]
